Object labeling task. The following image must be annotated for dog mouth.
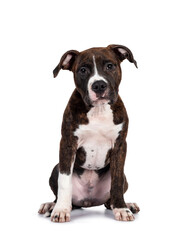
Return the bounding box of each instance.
[96,91,107,99]
[91,91,110,104]
[85,83,117,106]
[84,89,116,107]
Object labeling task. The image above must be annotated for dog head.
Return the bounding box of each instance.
[53,45,137,106]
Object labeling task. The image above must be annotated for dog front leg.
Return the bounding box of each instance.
[51,139,77,223]
[110,141,135,221]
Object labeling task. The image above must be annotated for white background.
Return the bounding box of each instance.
[0,0,180,239]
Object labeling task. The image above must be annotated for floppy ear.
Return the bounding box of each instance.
[107,44,138,68]
[53,50,79,78]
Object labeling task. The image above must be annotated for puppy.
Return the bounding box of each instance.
[38,44,140,222]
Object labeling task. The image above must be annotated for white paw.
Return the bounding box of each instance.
[38,202,55,215]
[113,208,135,221]
[51,206,71,223]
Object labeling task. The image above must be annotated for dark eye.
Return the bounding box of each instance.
[106,63,115,70]
[80,67,87,74]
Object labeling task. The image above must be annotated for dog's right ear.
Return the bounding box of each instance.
[53,50,79,78]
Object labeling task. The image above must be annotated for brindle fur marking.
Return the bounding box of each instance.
[39,44,139,222]
[59,90,89,174]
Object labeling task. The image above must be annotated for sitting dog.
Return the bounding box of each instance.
[38,44,140,222]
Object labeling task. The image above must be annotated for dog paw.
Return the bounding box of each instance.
[38,202,55,216]
[126,202,140,214]
[51,207,71,223]
[113,208,135,221]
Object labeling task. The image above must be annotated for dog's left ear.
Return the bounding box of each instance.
[107,44,138,68]
[53,50,79,78]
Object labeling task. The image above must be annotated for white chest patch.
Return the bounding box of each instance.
[74,103,123,170]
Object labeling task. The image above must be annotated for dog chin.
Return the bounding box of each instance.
[91,97,110,106]
[84,93,110,107]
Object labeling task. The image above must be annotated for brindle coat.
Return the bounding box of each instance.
[38,45,140,222]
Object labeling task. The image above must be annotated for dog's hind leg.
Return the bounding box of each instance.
[126,203,140,213]
[38,164,59,216]
[104,198,111,209]
[104,199,140,214]
[38,202,55,216]
[49,164,59,201]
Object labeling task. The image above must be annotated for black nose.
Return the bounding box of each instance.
[91,80,107,93]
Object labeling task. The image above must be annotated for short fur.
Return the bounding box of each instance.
[38,44,140,222]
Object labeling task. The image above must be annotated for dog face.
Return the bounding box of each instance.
[53,45,137,106]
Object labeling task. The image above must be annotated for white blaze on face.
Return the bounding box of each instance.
[88,56,108,102]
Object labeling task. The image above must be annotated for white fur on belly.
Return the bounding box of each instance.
[74,103,123,170]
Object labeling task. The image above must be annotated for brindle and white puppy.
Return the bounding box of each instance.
[38,44,140,222]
